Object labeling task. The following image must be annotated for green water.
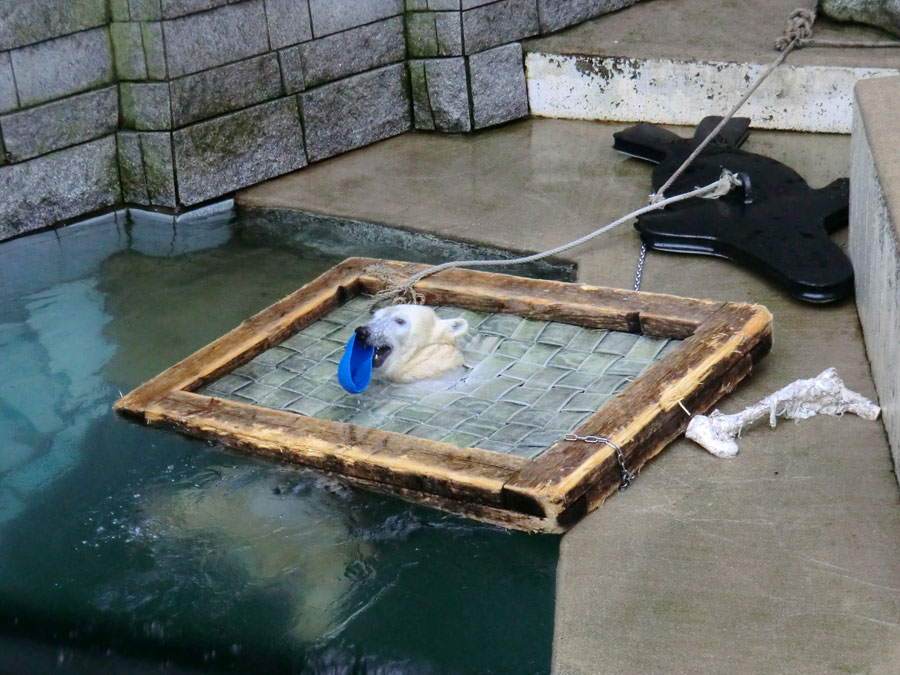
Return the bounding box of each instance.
[0,208,559,673]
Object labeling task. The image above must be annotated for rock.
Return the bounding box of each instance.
[172,97,307,205]
[301,63,411,161]
[536,0,640,33]
[307,0,403,37]
[0,52,16,114]
[819,0,900,38]
[462,0,539,53]
[1,87,118,162]
[406,10,464,57]
[120,82,172,130]
[110,22,148,81]
[411,58,472,132]
[0,137,120,239]
[0,0,107,52]
[162,0,269,78]
[10,28,115,107]
[169,54,283,127]
[300,16,405,87]
[468,42,528,129]
[264,0,313,49]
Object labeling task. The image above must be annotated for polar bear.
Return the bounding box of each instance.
[354,304,468,383]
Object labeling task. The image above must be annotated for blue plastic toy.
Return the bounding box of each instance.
[337,332,374,393]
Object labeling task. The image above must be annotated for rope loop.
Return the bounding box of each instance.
[775,7,817,50]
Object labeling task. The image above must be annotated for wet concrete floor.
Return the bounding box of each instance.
[239,118,900,674]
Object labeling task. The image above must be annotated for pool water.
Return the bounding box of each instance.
[0,208,558,673]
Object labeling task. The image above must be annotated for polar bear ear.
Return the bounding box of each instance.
[442,317,468,338]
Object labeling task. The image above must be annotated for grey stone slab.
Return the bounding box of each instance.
[10,28,115,107]
[117,132,150,204]
[301,63,410,162]
[300,16,405,88]
[140,132,178,206]
[0,86,118,162]
[0,0,107,52]
[110,22,148,81]
[407,10,463,57]
[536,0,638,32]
[307,0,402,37]
[468,42,528,129]
[160,0,228,18]
[130,0,164,20]
[278,46,305,93]
[0,52,16,113]
[141,22,167,80]
[111,0,131,21]
[173,96,306,205]
[461,0,539,53]
[423,58,471,132]
[0,136,119,239]
[409,60,435,130]
[170,54,282,127]
[822,0,900,38]
[162,0,269,78]
[429,0,460,8]
[265,0,313,49]
[120,82,172,130]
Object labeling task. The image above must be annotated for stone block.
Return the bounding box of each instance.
[120,82,172,130]
[407,11,463,57]
[468,42,528,129]
[10,28,115,107]
[265,0,313,49]
[301,63,410,162]
[408,60,434,130]
[130,0,163,20]
[111,0,131,22]
[0,86,118,162]
[162,0,269,78]
[110,22,148,81]
[307,0,402,37]
[406,0,428,8]
[117,130,178,206]
[423,58,471,132]
[0,52,16,114]
[141,22,167,80]
[0,137,120,240]
[173,97,306,204]
[462,0,539,53]
[160,0,229,18]
[0,0,108,52]
[536,0,638,32]
[429,0,460,8]
[118,132,150,204]
[170,54,282,127]
[301,16,405,88]
[279,46,305,94]
[141,132,178,206]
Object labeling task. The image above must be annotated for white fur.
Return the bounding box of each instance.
[362,304,468,383]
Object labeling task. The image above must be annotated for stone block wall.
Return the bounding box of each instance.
[0,0,642,240]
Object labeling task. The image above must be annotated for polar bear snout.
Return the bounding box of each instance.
[355,304,468,382]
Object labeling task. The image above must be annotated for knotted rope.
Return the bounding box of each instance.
[372,171,744,306]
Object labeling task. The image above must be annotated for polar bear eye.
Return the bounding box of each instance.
[394,317,406,326]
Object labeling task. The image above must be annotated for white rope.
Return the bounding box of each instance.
[373,170,743,305]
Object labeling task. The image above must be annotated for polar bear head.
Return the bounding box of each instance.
[354,304,468,383]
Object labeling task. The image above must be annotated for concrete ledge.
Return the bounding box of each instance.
[849,75,900,477]
[524,0,900,133]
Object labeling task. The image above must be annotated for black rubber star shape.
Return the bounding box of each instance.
[613,116,851,303]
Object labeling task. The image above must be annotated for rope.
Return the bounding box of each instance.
[794,38,900,48]
[372,171,744,306]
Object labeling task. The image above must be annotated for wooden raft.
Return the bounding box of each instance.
[115,258,773,534]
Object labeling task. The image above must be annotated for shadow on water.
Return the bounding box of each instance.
[0,208,561,674]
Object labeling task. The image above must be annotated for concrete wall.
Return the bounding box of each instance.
[0,0,642,240]
[849,76,900,480]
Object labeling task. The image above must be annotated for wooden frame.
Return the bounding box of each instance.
[115,258,772,534]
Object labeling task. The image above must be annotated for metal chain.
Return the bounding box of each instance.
[563,434,635,490]
[633,242,647,291]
